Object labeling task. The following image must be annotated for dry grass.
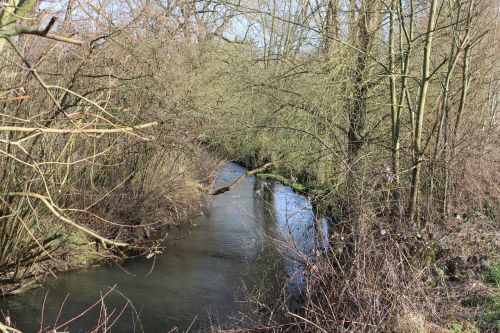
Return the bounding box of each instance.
[214,201,498,333]
[89,150,218,242]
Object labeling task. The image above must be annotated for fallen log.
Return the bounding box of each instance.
[209,162,273,195]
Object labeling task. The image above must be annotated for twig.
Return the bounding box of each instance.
[0,122,157,136]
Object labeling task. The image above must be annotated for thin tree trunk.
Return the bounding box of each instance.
[428,31,459,218]
[408,0,438,223]
[445,0,475,214]
[323,0,339,51]
[389,0,400,186]
[345,1,381,233]
[398,0,415,163]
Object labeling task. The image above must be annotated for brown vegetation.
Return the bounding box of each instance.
[0,1,219,295]
[1,0,498,332]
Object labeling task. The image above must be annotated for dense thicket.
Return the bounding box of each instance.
[0,0,219,295]
[207,1,499,331]
[0,0,498,332]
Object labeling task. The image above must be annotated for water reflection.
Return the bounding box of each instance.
[0,162,327,332]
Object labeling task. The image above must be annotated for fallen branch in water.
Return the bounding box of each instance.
[209,163,274,195]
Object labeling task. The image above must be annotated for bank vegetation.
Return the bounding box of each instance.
[0,0,499,332]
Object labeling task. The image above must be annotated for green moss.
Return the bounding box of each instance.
[291,183,306,191]
[68,231,101,263]
[483,261,500,286]
[446,322,480,333]
[483,292,500,329]
[52,229,100,266]
[256,173,287,183]
[256,173,307,193]
[71,250,100,265]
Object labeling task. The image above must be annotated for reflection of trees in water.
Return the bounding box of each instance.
[251,174,329,297]
[251,178,279,252]
[245,177,287,310]
[254,178,277,228]
[255,178,314,292]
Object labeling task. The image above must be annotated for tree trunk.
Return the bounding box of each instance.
[408,0,438,223]
[346,1,380,227]
[389,0,400,186]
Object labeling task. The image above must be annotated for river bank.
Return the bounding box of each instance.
[0,156,310,298]
[1,162,329,332]
[1,155,498,333]
[0,151,220,297]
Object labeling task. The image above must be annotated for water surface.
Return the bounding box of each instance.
[1,162,327,332]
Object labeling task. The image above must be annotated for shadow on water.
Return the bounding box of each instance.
[0,162,328,332]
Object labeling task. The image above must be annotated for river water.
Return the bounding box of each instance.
[1,162,328,332]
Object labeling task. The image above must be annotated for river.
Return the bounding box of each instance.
[0,162,328,332]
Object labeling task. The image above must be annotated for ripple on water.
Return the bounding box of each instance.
[0,162,328,332]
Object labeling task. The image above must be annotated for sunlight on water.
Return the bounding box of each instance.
[0,162,328,332]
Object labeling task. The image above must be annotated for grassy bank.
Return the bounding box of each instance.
[256,173,307,193]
